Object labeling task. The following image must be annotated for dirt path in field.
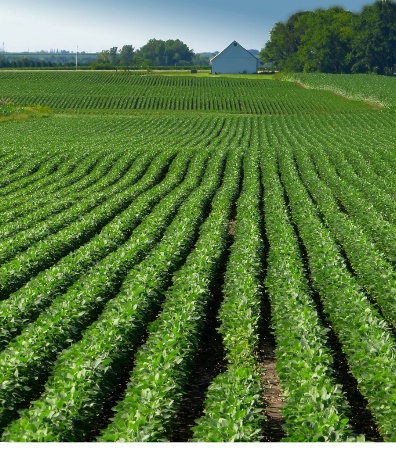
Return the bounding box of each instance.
[258,296,286,442]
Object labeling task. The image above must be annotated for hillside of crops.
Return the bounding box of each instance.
[283,73,396,111]
[1,71,396,442]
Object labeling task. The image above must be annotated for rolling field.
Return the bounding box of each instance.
[0,71,373,115]
[0,71,396,442]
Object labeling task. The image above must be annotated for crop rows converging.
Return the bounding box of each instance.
[1,72,396,442]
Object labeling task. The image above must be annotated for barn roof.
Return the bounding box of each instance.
[210,41,257,63]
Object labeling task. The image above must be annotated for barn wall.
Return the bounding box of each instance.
[211,42,257,74]
[211,57,257,74]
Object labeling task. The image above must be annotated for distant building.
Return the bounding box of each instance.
[210,41,258,74]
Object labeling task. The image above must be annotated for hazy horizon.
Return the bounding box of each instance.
[1,0,375,54]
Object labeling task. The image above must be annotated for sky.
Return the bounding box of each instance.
[0,0,376,54]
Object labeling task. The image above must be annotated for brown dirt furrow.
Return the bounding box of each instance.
[258,295,286,442]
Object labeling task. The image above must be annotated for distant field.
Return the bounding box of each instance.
[1,72,396,443]
[0,71,373,115]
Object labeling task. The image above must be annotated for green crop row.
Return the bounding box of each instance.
[192,148,265,442]
[0,146,176,299]
[98,146,240,442]
[328,143,394,197]
[261,148,354,441]
[0,151,104,221]
[0,154,49,189]
[0,89,395,442]
[294,145,396,336]
[2,145,227,441]
[0,143,141,221]
[0,148,140,241]
[278,147,396,441]
[0,152,67,195]
[307,145,396,267]
[0,150,143,262]
[0,146,212,432]
[0,147,194,350]
[323,145,396,227]
[0,71,372,115]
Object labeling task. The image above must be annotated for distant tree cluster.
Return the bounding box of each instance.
[96,45,135,67]
[260,0,396,75]
[96,39,203,68]
[0,56,57,68]
[0,51,97,68]
[0,39,213,70]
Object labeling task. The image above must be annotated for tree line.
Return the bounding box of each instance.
[0,39,213,70]
[95,39,212,69]
[0,52,97,69]
[260,0,396,75]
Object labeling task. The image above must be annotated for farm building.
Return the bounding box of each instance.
[210,41,258,74]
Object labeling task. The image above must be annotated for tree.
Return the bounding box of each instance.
[260,11,311,71]
[136,38,194,66]
[260,1,395,75]
[119,45,134,66]
[109,47,119,65]
[349,0,396,74]
[295,7,355,73]
[163,39,194,65]
[135,39,165,65]
[97,50,110,64]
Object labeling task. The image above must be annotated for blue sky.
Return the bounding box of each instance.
[0,0,375,53]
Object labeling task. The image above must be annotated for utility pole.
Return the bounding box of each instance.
[76,45,78,70]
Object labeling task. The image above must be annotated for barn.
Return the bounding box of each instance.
[210,41,258,75]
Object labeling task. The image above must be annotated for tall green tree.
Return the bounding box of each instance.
[163,39,194,65]
[135,39,166,65]
[260,11,309,71]
[261,0,396,75]
[350,0,396,74]
[295,7,355,73]
[109,47,119,65]
[97,50,110,64]
[119,45,134,66]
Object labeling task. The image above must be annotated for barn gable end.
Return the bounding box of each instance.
[210,41,258,74]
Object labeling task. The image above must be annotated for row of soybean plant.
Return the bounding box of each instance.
[0,147,140,253]
[2,114,230,296]
[96,146,242,442]
[0,146,117,220]
[0,140,65,187]
[278,146,396,442]
[0,140,148,231]
[323,143,396,226]
[0,150,34,178]
[191,148,265,442]
[0,145,175,300]
[335,139,396,197]
[1,144,229,441]
[295,145,396,331]
[0,144,211,432]
[192,143,355,443]
[259,148,355,442]
[0,151,65,195]
[0,146,194,350]
[0,74,288,115]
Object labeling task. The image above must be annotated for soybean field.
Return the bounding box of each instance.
[0,71,396,442]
